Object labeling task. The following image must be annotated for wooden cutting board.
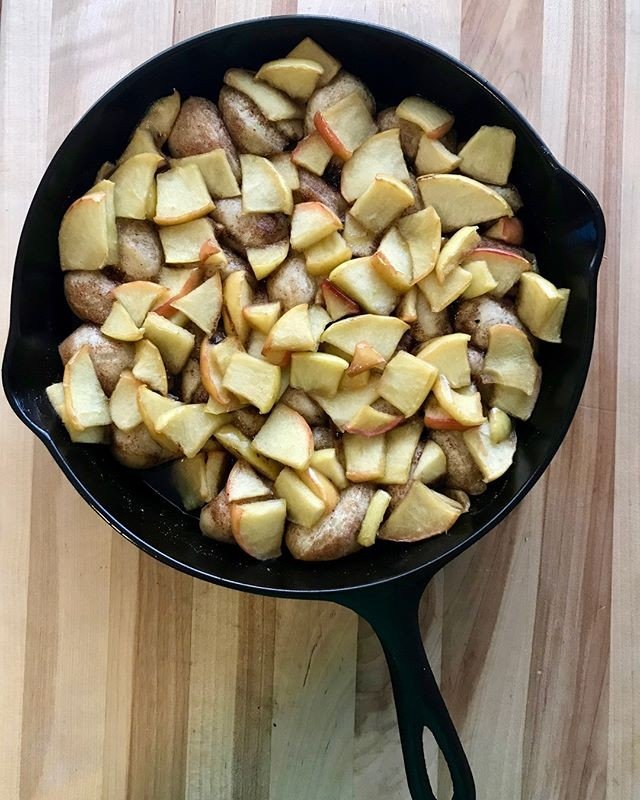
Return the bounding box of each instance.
[0,1,635,798]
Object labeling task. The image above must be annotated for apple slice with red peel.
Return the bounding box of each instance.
[344,405,404,436]
[349,175,414,235]
[291,201,342,250]
[397,206,442,282]
[372,227,413,291]
[226,459,272,503]
[230,498,287,560]
[458,126,516,186]
[292,132,333,175]
[154,164,214,226]
[263,303,315,353]
[171,273,223,335]
[379,351,439,417]
[341,129,411,202]
[423,396,473,431]
[314,92,377,160]
[485,216,524,246]
[297,467,340,513]
[396,96,454,140]
[343,433,386,482]
[200,339,234,405]
[153,268,202,318]
[328,256,400,315]
[432,375,486,427]
[347,341,386,376]
[320,280,361,320]
[482,324,539,395]
[418,174,512,232]
[435,226,480,283]
[463,245,530,297]
[379,481,461,542]
[223,270,254,344]
[252,403,314,470]
[320,314,408,360]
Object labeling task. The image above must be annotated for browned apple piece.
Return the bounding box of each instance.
[416,333,471,388]
[464,245,530,297]
[372,227,413,291]
[378,351,438,417]
[349,175,414,235]
[172,453,209,510]
[256,58,324,101]
[320,280,361,320]
[458,126,516,186]
[314,91,377,160]
[154,164,214,226]
[343,432,386,481]
[484,216,524,246]
[230,498,287,560]
[396,96,454,140]
[347,341,386,376]
[252,403,314,470]
[433,375,485,427]
[482,324,539,395]
[435,226,480,283]
[344,405,403,436]
[379,481,461,542]
[320,314,408,360]
[516,272,570,342]
[418,174,512,232]
[415,134,461,175]
[328,257,399,315]
[396,206,442,282]
[291,201,342,250]
[226,459,272,503]
[341,129,411,202]
[291,132,333,176]
[240,154,293,215]
[288,37,341,87]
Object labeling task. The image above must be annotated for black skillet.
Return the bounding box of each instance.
[2,16,605,800]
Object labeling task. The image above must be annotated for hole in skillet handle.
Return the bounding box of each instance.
[336,576,476,800]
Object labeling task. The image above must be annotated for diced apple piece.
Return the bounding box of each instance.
[309,448,348,490]
[273,468,326,527]
[320,314,408,360]
[436,226,480,283]
[305,232,351,276]
[223,270,254,344]
[139,90,181,145]
[372,227,413,291]
[397,286,418,323]
[257,57,323,101]
[226,459,272,503]
[62,345,111,429]
[200,337,244,405]
[252,403,314,470]
[463,421,517,482]
[214,424,280,479]
[397,206,442,282]
[222,352,281,413]
[290,352,349,398]
[488,407,512,444]
[314,92,377,160]
[339,372,370,391]
[158,217,220,265]
[517,272,570,342]
[311,378,380,430]
[423,396,473,431]
[224,68,302,122]
[113,281,166,327]
[487,372,540,421]
[297,467,340,513]
[418,174,512,232]
[110,153,163,219]
[291,201,342,250]
[343,433,386,482]
[243,301,281,334]
[320,280,361,320]
[396,96,454,139]
[418,266,472,313]
[137,386,182,451]
[433,374,485,426]
[240,154,293,215]
[483,324,539,395]
[291,133,333,176]
[415,134,461,175]
[110,370,143,431]
[485,216,524,246]
[343,212,378,257]
[344,405,403,436]
[132,339,168,394]
[87,179,118,264]
[205,451,227,499]
[461,260,497,299]
[379,481,461,542]
[464,246,530,297]
[357,489,392,547]
[101,301,143,342]
[156,403,222,458]
[169,149,240,198]
[349,175,414,235]
[170,274,222,335]
[414,439,447,484]
[458,126,516,186]
[380,419,423,484]
[347,341,386,376]
[328,257,400,315]
[154,164,214,226]
[156,267,201,309]
[341,130,411,202]
[172,454,209,510]
[416,333,471,388]
[270,153,300,190]
[288,37,341,86]
[246,239,290,280]
[230,498,287,560]
[118,127,164,165]
[59,192,113,271]
[143,312,195,374]
[378,351,438,417]
[263,303,316,353]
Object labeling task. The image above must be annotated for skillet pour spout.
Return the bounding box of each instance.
[1,16,605,800]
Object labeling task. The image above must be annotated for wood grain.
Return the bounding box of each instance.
[0,1,632,799]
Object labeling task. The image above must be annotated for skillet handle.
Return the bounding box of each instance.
[339,579,475,800]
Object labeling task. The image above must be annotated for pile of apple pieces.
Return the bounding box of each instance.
[48,36,571,562]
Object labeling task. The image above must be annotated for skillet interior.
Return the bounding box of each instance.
[2,16,604,597]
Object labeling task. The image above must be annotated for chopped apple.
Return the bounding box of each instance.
[320,314,408,360]
[314,92,377,160]
[87,179,118,264]
[243,301,281,334]
[380,419,422,484]
[226,459,272,503]
[252,403,314,470]
[291,133,333,176]
[262,303,315,354]
[517,272,570,342]
[132,339,168,394]
[435,226,480,283]
[463,421,517,482]
[320,280,361,320]
[230,498,287,560]
[240,154,293,215]
[169,149,240,198]
[378,351,438,417]
[257,57,323,100]
[357,490,392,547]
[154,164,214,226]
[223,270,254,344]
[170,274,222,335]
[309,448,348,490]
[305,232,352,276]
[423,396,472,431]
[136,386,182,451]
[290,352,349,397]
[200,337,244,405]
[485,216,524,246]
[224,68,302,121]
[100,300,143,342]
[297,467,340,512]
[156,266,201,307]
[328,257,400,315]
[288,37,341,86]
[433,374,485,426]
[139,89,181,145]
[273,468,326,527]
[118,126,164,165]
[464,246,530,297]
[418,174,512,232]
[414,439,447,484]
[344,405,403,436]
[109,370,143,431]
[416,333,471,388]
[110,152,163,219]
[487,371,540,421]
[372,227,413,291]
[158,217,219,264]
[341,130,411,202]
[343,212,378,257]
[488,407,512,444]
[483,324,539,395]
[112,281,167,327]
[291,201,342,250]
[343,433,386,481]
[458,126,516,186]
[156,403,223,458]
[222,352,281,413]
[63,345,111,429]
[349,175,414,235]
[461,259,498,299]
[379,481,461,541]
[418,266,472,312]
[59,191,113,271]
[270,153,300,190]
[143,312,195,374]
[246,239,290,280]
[214,424,281,479]
[347,341,386,376]
[396,96,454,139]
[339,372,370,391]
[396,206,442,282]
[311,378,380,430]
[172,454,209,510]
[415,134,461,175]
[396,286,418,323]
[205,450,227,499]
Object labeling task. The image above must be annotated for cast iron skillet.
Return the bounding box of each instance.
[2,16,605,800]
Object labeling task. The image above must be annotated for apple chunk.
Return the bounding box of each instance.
[63,345,111,429]
[273,468,326,527]
[379,351,438,417]
[291,133,333,176]
[252,403,314,470]
[328,257,400,315]
[458,126,516,186]
[314,91,377,160]
[101,301,143,342]
[397,206,442,282]
[432,375,485,427]
[139,90,181,145]
[171,274,223,335]
[110,153,163,219]
[379,481,461,542]
[464,246,530,297]
[347,341,386,375]
[423,396,473,431]
[305,232,352,276]
[222,352,281,413]
[224,68,302,122]
[418,266,472,313]
[263,303,315,352]
[488,407,512,444]
[154,164,214,226]
[288,37,341,87]
[59,191,114,271]
[415,135,461,175]
[256,58,323,101]
[243,301,281,334]
[436,226,480,283]
[309,448,348,490]
[416,333,471,388]
[132,339,168,394]
[418,174,512,232]
[482,324,539,395]
[230,499,287,560]
[171,454,209,510]
[320,280,361,320]
[357,490,392,547]
[240,154,293,214]
[343,433,386,481]
[463,421,517,482]
[310,378,380,430]
[341,129,411,202]
[169,149,240,199]
[223,270,254,344]
[396,96,454,139]
[413,439,447,484]
[158,217,223,265]
[349,175,414,235]
[246,240,290,280]
[136,386,183,452]
[344,405,403,436]
[460,260,497,299]
[226,460,272,503]
[485,216,524,246]
[290,352,349,397]
[156,403,225,458]
[113,281,167,327]
[110,370,143,431]
[214,424,281,479]
[291,201,342,250]
[143,312,195,374]
[380,419,423,484]
[297,467,340,513]
[516,272,570,342]
[372,227,413,291]
[320,314,408,360]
